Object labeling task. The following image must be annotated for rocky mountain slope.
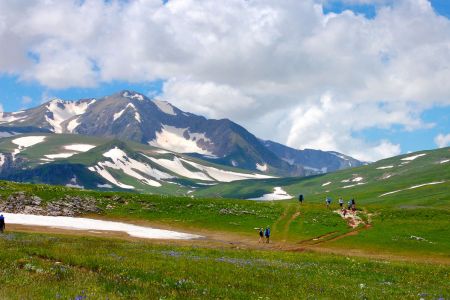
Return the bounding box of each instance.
[262,140,365,173]
[0,90,362,176]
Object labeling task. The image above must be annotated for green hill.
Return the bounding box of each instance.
[195,147,450,207]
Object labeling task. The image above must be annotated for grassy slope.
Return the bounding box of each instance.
[0,232,448,300]
[195,147,450,207]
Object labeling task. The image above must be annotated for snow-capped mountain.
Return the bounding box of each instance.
[0,90,362,176]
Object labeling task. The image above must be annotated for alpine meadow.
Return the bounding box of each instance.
[0,0,449,299]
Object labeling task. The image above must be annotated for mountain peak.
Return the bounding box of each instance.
[119,90,146,101]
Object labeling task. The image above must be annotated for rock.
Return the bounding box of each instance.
[0,192,101,216]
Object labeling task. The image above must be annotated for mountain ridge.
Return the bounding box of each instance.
[0,90,363,176]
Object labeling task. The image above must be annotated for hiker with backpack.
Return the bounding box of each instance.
[0,214,5,233]
[351,198,356,212]
[264,226,271,243]
[326,196,332,208]
[339,197,344,208]
[258,227,264,243]
[298,194,304,204]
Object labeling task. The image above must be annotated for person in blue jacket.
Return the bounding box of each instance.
[264,226,271,243]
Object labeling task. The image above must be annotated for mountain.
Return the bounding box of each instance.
[262,140,366,173]
[0,133,274,195]
[194,147,450,202]
[0,90,362,176]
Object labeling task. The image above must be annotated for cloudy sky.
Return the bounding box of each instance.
[1,0,450,161]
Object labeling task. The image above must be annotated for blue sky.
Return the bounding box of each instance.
[0,0,450,161]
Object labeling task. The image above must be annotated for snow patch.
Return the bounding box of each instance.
[342,182,367,189]
[97,183,113,189]
[45,153,76,159]
[148,125,214,155]
[89,147,173,189]
[146,155,212,181]
[322,181,332,187]
[46,99,95,133]
[352,177,363,182]
[181,159,274,182]
[0,112,26,123]
[67,118,80,133]
[12,136,47,158]
[64,144,96,152]
[256,163,268,172]
[12,136,47,148]
[377,165,394,170]
[379,181,446,197]
[0,153,5,167]
[113,103,137,121]
[65,176,84,189]
[248,187,292,201]
[2,213,201,240]
[88,165,135,189]
[154,100,177,115]
[401,153,426,161]
[440,159,450,164]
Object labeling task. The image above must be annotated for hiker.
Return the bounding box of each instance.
[264,226,271,243]
[298,194,304,204]
[347,200,352,210]
[0,214,5,233]
[351,198,356,212]
[258,227,264,243]
[339,197,344,208]
[326,196,332,208]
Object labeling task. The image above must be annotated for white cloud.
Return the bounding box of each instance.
[435,133,450,148]
[0,0,449,160]
[160,78,256,121]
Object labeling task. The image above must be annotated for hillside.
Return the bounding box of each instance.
[0,133,273,194]
[195,147,450,207]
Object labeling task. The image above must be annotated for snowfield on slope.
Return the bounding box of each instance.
[148,125,214,156]
[3,213,202,240]
[379,181,446,197]
[45,99,96,133]
[146,155,212,181]
[248,187,292,201]
[401,153,427,161]
[64,144,96,152]
[88,147,173,188]
[376,165,394,170]
[12,136,47,157]
[181,159,274,182]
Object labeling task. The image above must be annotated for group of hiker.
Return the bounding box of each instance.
[256,226,271,243]
[256,194,359,243]
[326,196,356,213]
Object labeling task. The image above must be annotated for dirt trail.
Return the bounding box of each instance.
[5,208,449,266]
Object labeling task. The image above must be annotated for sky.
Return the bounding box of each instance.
[1,0,450,162]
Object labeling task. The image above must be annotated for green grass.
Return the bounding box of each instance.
[0,232,448,300]
[0,179,449,259]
